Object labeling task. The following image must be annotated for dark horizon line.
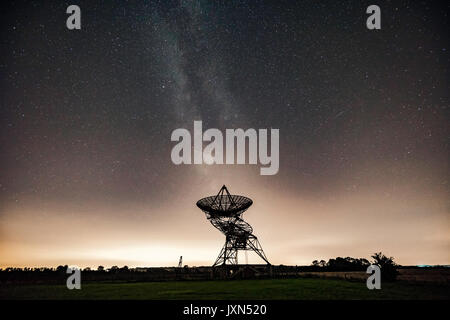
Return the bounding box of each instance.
[2,264,450,269]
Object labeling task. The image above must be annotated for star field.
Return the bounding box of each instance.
[0,0,448,267]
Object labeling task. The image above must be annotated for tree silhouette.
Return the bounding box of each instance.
[110,266,119,273]
[56,265,68,273]
[371,252,398,281]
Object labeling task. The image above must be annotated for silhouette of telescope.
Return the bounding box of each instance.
[196,186,252,218]
[196,185,270,266]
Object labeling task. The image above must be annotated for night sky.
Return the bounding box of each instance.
[1,1,448,267]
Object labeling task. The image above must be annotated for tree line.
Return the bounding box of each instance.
[311,252,398,281]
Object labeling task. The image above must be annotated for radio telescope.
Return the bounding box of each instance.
[196,185,270,267]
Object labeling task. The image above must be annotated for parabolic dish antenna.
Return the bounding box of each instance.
[196,185,270,266]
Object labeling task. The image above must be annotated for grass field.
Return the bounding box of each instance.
[1,278,449,300]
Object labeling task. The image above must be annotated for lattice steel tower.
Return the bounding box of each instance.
[196,185,270,267]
